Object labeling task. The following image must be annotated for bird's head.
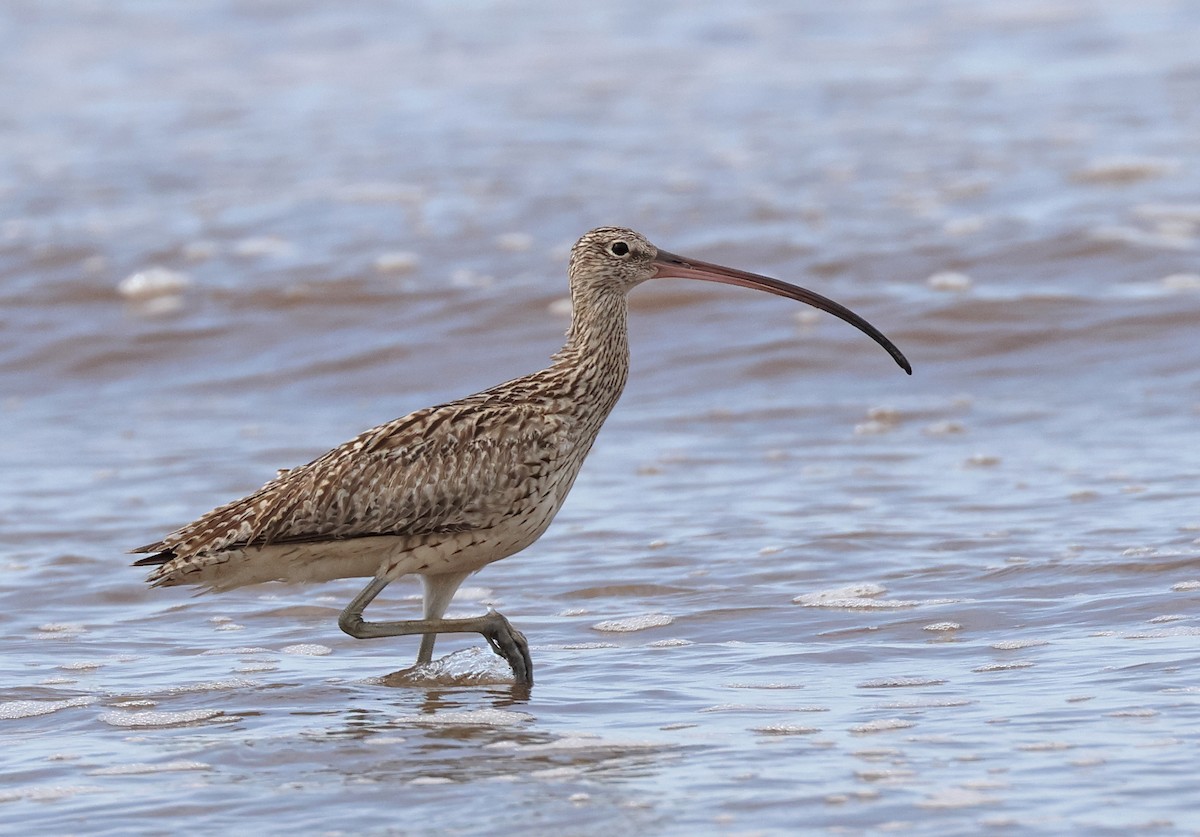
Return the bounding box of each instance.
[567,226,659,295]
[566,226,912,374]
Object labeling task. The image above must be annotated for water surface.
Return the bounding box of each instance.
[2,1,1199,834]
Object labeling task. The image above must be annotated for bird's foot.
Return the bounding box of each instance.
[479,610,533,686]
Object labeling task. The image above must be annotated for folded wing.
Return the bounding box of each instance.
[132,393,572,565]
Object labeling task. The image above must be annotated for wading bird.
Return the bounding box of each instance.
[133,227,911,685]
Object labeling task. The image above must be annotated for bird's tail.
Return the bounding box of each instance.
[130,546,174,567]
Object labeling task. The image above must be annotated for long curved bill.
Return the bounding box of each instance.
[653,250,912,375]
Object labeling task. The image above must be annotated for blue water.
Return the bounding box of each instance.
[2,1,1199,834]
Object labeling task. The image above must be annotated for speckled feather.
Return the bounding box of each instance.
[133,228,648,589]
[136,395,559,549]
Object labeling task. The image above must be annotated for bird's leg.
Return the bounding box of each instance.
[338,575,533,685]
[416,571,472,665]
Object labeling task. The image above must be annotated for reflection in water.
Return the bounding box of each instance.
[295,691,674,789]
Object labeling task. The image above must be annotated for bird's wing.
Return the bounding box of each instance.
[132,393,573,561]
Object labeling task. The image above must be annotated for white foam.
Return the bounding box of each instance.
[0,697,93,721]
[60,661,103,671]
[927,271,972,292]
[850,719,917,734]
[1108,708,1159,718]
[99,709,225,728]
[800,582,884,600]
[923,622,961,632]
[361,736,408,746]
[392,708,532,727]
[990,639,1049,650]
[119,678,256,696]
[0,785,103,804]
[751,724,820,735]
[972,661,1035,672]
[281,644,332,656]
[88,760,210,776]
[856,768,916,782]
[591,613,674,632]
[858,677,947,688]
[118,266,190,299]
[506,733,659,754]
[881,698,973,710]
[700,703,827,714]
[37,623,86,634]
[794,583,924,610]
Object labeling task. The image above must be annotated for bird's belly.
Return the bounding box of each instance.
[170,465,579,591]
[382,461,584,578]
[186,537,410,590]
[380,490,566,581]
[195,484,569,589]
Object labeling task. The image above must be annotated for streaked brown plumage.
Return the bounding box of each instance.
[133,226,911,685]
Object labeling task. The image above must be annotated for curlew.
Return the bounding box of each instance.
[133,227,911,685]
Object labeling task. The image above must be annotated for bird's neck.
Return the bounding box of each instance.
[551,288,631,417]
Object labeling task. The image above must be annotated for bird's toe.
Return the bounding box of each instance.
[482,612,533,685]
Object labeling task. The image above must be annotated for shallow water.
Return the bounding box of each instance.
[2,0,1200,833]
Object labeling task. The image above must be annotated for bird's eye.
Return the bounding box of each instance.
[609,241,630,257]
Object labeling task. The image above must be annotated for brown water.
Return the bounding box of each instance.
[3,1,1200,833]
